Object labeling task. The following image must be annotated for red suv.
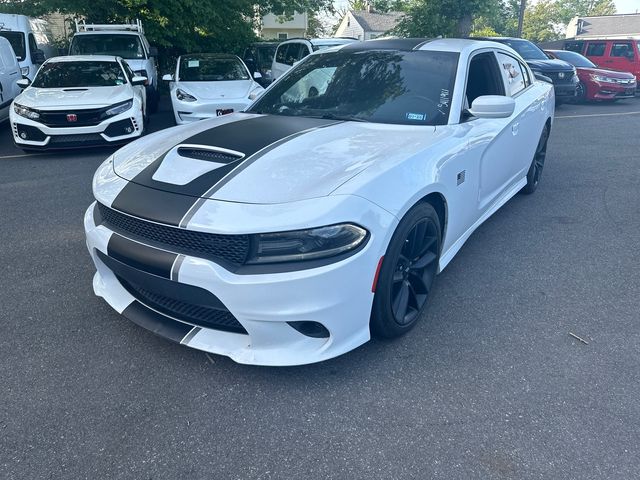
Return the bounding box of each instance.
[565,39,640,92]
[546,49,637,101]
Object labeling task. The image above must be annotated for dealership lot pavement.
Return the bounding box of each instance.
[1,98,639,479]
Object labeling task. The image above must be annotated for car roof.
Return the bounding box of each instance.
[180,53,241,60]
[73,31,142,36]
[46,55,120,62]
[338,37,517,54]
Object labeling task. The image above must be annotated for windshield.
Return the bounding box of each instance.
[70,34,145,59]
[499,39,548,60]
[552,50,595,68]
[179,56,249,82]
[0,31,26,61]
[248,50,459,126]
[32,61,127,88]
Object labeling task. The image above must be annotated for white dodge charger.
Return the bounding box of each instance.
[11,55,147,151]
[163,53,264,125]
[85,38,554,366]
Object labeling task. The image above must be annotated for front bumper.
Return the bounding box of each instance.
[84,195,397,366]
[10,109,144,150]
[171,97,251,125]
[553,81,578,98]
[591,81,637,100]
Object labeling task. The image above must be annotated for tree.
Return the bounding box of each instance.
[394,0,503,37]
[0,0,335,54]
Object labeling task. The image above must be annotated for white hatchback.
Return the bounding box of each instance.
[163,53,263,125]
[10,55,147,151]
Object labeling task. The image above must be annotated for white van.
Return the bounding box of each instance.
[0,36,21,122]
[69,20,160,112]
[0,14,52,80]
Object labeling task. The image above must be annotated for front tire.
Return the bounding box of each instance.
[575,82,587,103]
[371,202,441,339]
[521,125,549,195]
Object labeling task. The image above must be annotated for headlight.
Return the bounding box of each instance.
[590,74,616,83]
[13,103,40,120]
[246,223,368,264]
[104,99,133,117]
[176,88,196,102]
[21,66,29,77]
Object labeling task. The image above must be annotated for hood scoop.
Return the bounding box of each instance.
[176,145,244,164]
[62,88,89,92]
[151,144,245,186]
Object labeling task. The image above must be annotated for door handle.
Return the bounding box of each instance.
[512,123,519,135]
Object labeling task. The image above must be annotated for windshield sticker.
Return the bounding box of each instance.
[437,88,450,116]
[187,60,200,68]
[406,112,426,121]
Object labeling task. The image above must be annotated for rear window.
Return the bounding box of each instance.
[70,34,145,59]
[551,50,595,68]
[0,31,26,61]
[496,39,548,61]
[32,61,127,88]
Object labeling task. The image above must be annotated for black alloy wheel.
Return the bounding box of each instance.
[371,202,441,338]
[522,125,549,195]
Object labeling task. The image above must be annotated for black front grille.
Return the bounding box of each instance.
[38,107,108,127]
[118,276,248,334]
[177,147,242,163]
[546,71,574,84]
[97,203,250,266]
[49,133,105,144]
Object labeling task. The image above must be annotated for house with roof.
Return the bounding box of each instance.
[566,13,640,39]
[334,9,403,41]
[260,12,308,40]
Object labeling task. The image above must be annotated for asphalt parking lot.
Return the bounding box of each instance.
[1,97,639,479]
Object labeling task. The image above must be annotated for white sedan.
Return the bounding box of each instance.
[11,55,147,151]
[85,38,554,366]
[163,53,264,125]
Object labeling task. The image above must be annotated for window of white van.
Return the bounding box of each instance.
[0,31,26,60]
[71,34,145,59]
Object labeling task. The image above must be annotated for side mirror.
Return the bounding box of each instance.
[533,72,553,84]
[17,78,31,89]
[162,73,173,81]
[31,49,45,64]
[149,46,158,57]
[131,76,147,86]
[253,71,262,79]
[248,89,264,101]
[468,95,515,119]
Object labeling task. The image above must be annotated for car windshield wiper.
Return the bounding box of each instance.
[315,113,369,123]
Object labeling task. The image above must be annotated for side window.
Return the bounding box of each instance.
[275,44,288,64]
[565,41,585,53]
[519,59,531,87]
[611,42,633,58]
[496,52,527,96]
[586,42,606,57]
[285,43,303,65]
[463,52,505,116]
[28,33,38,55]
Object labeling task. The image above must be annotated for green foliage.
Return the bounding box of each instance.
[394,0,502,37]
[0,0,334,55]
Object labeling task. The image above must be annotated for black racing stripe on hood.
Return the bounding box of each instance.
[111,115,338,226]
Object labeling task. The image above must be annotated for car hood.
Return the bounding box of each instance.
[177,80,256,100]
[112,113,437,204]
[577,66,636,79]
[526,59,574,72]
[16,85,132,109]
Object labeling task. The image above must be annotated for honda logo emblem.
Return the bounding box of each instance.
[558,72,565,79]
[66,113,77,122]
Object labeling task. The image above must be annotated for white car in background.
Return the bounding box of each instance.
[163,53,263,125]
[271,37,358,81]
[11,55,147,151]
[85,38,554,366]
[0,36,22,122]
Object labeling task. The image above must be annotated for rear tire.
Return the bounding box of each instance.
[370,202,441,339]
[521,125,549,195]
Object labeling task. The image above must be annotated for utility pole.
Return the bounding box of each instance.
[517,0,526,37]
